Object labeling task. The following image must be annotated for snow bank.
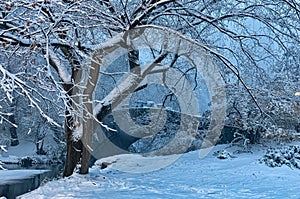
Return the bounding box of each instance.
[19,145,300,199]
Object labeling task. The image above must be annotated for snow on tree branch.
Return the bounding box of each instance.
[0,64,60,127]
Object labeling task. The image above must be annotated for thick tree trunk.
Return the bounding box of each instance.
[79,107,93,174]
[63,81,82,177]
[80,146,90,174]
[63,114,82,177]
[80,53,101,174]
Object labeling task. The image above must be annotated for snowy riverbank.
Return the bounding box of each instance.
[18,143,300,199]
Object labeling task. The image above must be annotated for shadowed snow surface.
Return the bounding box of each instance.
[19,145,300,199]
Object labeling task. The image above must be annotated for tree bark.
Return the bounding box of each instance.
[80,52,101,174]
[63,114,82,177]
[7,68,19,146]
[9,113,19,146]
[63,83,82,177]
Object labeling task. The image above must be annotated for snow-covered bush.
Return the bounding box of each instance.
[224,78,300,144]
[260,145,300,169]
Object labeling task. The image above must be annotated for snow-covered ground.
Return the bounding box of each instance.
[18,144,300,199]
